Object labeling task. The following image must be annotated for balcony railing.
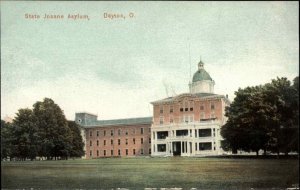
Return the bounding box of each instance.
[153,119,221,128]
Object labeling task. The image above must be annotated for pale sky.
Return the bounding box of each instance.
[1,1,299,121]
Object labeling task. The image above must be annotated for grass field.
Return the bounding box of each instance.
[1,157,299,189]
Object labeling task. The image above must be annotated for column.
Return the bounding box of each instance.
[181,141,183,154]
[166,142,169,154]
[185,142,187,154]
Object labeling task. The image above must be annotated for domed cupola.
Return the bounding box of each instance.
[192,60,213,82]
[189,59,215,94]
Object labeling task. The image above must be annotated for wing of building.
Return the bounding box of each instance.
[150,59,230,156]
[75,113,152,159]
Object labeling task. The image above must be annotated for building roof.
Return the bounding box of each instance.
[151,92,229,104]
[192,67,213,82]
[82,116,153,128]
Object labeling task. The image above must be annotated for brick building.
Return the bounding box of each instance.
[75,113,152,159]
[151,60,230,156]
[76,59,230,158]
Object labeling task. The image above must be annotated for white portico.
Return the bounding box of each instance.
[151,120,223,156]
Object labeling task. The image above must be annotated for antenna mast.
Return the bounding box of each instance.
[188,38,192,93]
[188,38,191,81]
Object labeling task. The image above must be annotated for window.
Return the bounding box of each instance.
[133,149,136,155]
[200,112,205,119]
[104,130,106,136]
[125,130,128,135]
[170,105,173,113]
[111,150,113,156]
[157,144,166,152]
[111,130,114,136]
[133,138,135,144]
[90,131,92,137]
[126,149,128,156]
[190,101,194,111]
[160,106,163,114]
[133,129,136,134]
[141,149,144,155]
[141,128,144,134]
[141,138,144,144]
[97,140,99,146]
[211,103,215,110]
[97,150,99,156]
[211,112,216,119]
[200,105,204,110]
[185,101,188,111]
[195,143,198,151]
[157,131,168,139]
[104,140,106,146]
[104,150,106,156]
[198,129,212,137]
[118,129,121,136]
[149,138,151,143]
[189,115,194,123]
[184,115,189,123]
[148,128,151,132]
[97,130,99,137]
[126,139,128,145]
[199,142,212,150]
[111,139,113,145]
[118,149,121,156]
[149,148,151,154]
[160,117,163,125]
[176,130,188,137]
[118,139,121,145]
[90,150,92,156]
[90,141,92,146]
[180,108,183,112]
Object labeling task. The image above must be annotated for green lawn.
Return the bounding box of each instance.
[1,157,299,189]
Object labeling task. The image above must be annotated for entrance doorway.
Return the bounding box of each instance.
[172,142,181,156]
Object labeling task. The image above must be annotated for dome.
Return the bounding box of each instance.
[192,60,212,82]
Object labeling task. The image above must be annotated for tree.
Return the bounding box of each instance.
[262,77,298,155]
[221,77,299,156]
[33,98,73,160]
[1,120,12,160]
[221,86,269,155]
[10,108,39,160]
[68,121,85,158]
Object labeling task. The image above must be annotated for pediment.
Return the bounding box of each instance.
[173,93,198,102]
